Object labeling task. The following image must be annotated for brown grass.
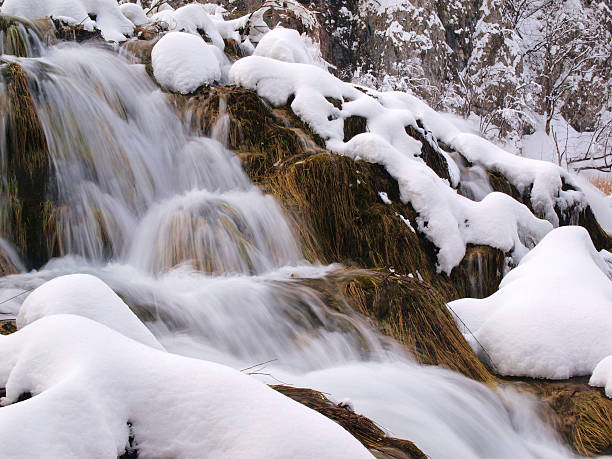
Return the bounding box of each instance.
[589,175,612,195]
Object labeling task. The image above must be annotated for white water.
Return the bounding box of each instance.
[0,39,573,458]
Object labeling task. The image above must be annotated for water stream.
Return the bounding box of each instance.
[0,31,573,458]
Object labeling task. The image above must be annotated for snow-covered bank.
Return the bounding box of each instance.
[0,312,372,458]
[450,226,612,386]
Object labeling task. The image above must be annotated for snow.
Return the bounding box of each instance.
[151,4,225,50]
[151,31,222,94]
[378,191,392,204]
[229,56,554,273]
[17,274,164,351]
[0,313,372,458]
[589,355,612,397]
[1,0,135,42]
[449,226,612,381]
[254,27,325,67]
[119,3,148,27]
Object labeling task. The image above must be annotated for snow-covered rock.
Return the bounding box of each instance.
[151,31,222,94]
[449,226,612,381]
[229,55,555,273]
[17,273,164,351]
[254,27,323,66]
[119,3,148,27]
[0,314,373,458]
[589,355,612,397]
[1,0,135,42]
[150,3,225,49]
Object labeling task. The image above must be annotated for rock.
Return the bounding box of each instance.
[272,385,426,459]
[507,377,612,456]
[1,61,58,269]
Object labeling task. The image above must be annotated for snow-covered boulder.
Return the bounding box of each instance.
[119,3,148,27]
[1,0,134,42]
[18,274,164,350]
[150,4,225,49]
[450,226,612,382]
[254,27,321,65]
[151,31,222,94]
[0,314,373,458]
[589,356,612,397]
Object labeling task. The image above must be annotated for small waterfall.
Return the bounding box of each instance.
[0,15,44,58]
[7,44,300,274]
[0,35,573,458]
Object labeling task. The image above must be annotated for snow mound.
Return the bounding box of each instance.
[150,3,225,49]
[1,0,134,42]
[589,356,612,397]
[119,3,148,27]
[449,226,612,381]
[254,27,323,66]
[229,56,554,273]
[18,274,164,351]
[0,314,372,458]
[152,31,222,94]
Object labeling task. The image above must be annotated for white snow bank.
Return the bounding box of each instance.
[0,314,372,458]
[230,56,553,273]
[254,27,324,66]
[152,31,222,94]
[1,0,134,42]
[589,356,612,397]
[119,3,148,27]
[449,226,612,380]
[17,274,164,351]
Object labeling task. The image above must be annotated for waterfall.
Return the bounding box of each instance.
[0,33,573,458]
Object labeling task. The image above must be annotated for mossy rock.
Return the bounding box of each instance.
[507,377,612,456]
[405,124,451,182]
[339,271,494,383]
[0,15,43,57]
[51,19,103,42]
[1,61,58,269]
[0,319,16,335]
[272,385,426,458]
[175,86,506,300]
[449,244,504,298]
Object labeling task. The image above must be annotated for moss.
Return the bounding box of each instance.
[272,385,426,458]
[405,124,451,182]
[0,319,16,335]
[507,377,612,456]
[343,115,367,142]
[2,62,56,268]
[174,87,509,301]
[51,19,102,42]
[449,244,504,298]
[0,15,42,57]
[341,271,494,383]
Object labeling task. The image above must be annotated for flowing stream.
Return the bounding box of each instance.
[0,28,574,458]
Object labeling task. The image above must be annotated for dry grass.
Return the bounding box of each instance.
[589,175,612,195]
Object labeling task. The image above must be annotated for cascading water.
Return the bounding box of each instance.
[0,30,574,458]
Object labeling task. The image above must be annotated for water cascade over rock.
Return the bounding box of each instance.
[0,13,606,458]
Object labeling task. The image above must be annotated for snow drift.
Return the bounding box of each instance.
[449,226,612,385]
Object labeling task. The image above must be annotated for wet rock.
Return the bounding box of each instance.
[272,385,426,458]
[1,61,58,269]
[507,377,612,456]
